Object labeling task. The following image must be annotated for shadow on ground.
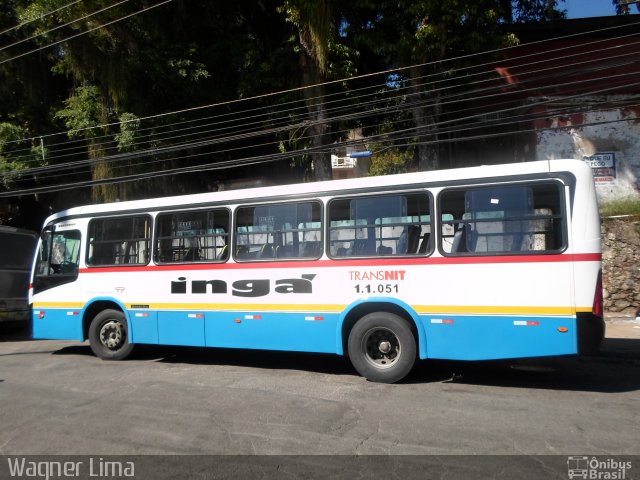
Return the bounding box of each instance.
[44,335,640,393]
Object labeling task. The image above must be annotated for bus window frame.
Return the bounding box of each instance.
[232,199,324,262]
[86,214,152,267]
[153,206,231,265]
[437,179,569,257]
[326,190,434,259]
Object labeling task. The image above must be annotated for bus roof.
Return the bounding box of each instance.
[42,158,591,226]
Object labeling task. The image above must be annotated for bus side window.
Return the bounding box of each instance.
[154,209,229,264]
[87,216,150,266]
[234,201,322,262]
[329,193,431,258]
[439,182,565,255]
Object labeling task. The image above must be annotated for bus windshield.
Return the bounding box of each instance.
[33,228,81,294]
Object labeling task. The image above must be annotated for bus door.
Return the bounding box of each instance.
[32,226,83,339]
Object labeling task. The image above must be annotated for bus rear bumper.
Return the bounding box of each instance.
[576,313,605,354]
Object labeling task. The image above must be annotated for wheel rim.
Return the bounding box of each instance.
[99,320,125,350]
[361,327,401,370]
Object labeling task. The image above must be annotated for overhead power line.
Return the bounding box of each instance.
[0,17,638,197]
[0,0,131,54]
[0,0,173,66]
[1,115,635,199]
[3,33,636,180]
[4,27,638,168]
[4,17,639,148]
[4,71,637,192]
[0,0,83,37]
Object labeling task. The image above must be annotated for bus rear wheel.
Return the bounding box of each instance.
[348,312,416,383]
[88,309,135,360]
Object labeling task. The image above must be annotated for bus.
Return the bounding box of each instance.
[1,226,37,326]
[29,159,604,383]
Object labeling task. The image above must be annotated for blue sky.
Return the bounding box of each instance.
[564,0,619,18]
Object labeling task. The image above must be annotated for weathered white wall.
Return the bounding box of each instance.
[536,101,640,200]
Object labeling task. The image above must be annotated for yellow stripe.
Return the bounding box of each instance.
[130,303,348,312]
[33,302,85,309]
[413,305,578,316]
[34,301,590,316]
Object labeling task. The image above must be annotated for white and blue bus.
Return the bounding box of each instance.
[30,159,604,383]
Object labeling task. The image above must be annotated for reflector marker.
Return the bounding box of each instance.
[134,313,150,317]
[305,316,325,321]
[514,320,540,326]
[431,318,455,324]
[66,311,79,316]
[244,315,262,320]
[188,313,204,318]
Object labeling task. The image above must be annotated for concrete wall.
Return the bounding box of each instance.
[535,102,640,201]
[602,216,640,314]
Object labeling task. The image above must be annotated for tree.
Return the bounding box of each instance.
[54,85,121,202]
[353,1,518,170]
[614,0,640,14]
[14,0,256,200]
[0,123,46,190]
[280,0,336,181]
[342,0,566,172]
[511,0,566,22]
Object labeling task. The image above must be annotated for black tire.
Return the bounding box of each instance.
[348,312,416,383]
[88,309,135,360]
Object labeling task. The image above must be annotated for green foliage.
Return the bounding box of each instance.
[368,149,412,176]
[0,123,47,189]
[280,0,334,73]
[0,0,571,202]
[54,86,111,139]
[600,197,640,217]
[115,113,140,152]
[167,46,211,82]
[511,0,566,22]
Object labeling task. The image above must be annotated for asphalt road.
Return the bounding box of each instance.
[0,320,638,462]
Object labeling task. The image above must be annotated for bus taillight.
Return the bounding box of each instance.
[593,269,603,319]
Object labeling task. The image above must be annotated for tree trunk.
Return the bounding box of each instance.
[410,66,440,171]
[89,140,119,202]
[300,55,332,181]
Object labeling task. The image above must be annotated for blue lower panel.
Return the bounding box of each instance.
[422,315,578,360]
[32,308,84,341]
[204,312,339,354]
[129,311,158,344]
[158,311,205,346]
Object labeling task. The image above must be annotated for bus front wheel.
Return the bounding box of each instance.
[348,312,416,383]
[88,309,135,360]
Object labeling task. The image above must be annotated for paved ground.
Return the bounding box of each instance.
[603,314,640,339]
[0,315,638,462]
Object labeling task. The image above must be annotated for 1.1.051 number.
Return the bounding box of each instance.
[354,284,399,294]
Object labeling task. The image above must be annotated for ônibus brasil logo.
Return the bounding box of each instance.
[567,456,632,480]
